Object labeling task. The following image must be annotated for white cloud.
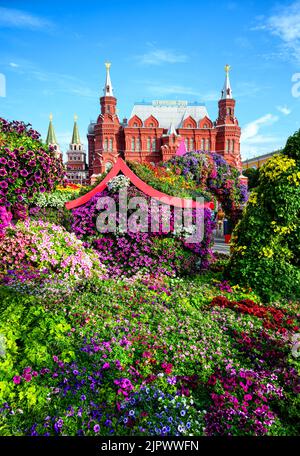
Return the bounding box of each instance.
[241,113,279,142]
[137,48,188,65]
[0,7,52,29]
[8,60,97,98]
[254,2,300,62]
[277,105,291,115]
[241,114,283,159]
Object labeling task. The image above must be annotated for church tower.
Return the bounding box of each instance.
[215,65,242,170]
[65,115,88,184]
[46,113,62,160]
[91,62,121,181]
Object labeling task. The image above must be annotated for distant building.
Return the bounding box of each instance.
[45,113,62,160]
[242,151,279,170]
[65,115,89,184]
[87,63,242,182]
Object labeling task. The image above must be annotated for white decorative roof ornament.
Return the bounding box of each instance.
[168,121,178,136]
[103,62,113,96]
[130,100,209,129]
[221,64,232,99]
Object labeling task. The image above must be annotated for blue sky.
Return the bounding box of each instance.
[0,0,300,160]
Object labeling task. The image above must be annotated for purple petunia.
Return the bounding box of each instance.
[0,181,8,189]
[20,169,29,177]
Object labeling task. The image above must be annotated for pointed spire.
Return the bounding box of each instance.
[71,114,81,144]
[221,64,232,99]
[168,121,178,136]
[103,62,114,96]
[46,113,58,145]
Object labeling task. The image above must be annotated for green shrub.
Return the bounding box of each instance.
[228,130,300,300]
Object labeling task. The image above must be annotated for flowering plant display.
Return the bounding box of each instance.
[0,118,65,219]
[229,129,300,300]
[0,275,298,436]
[0,220,107,286]
[71,184,215,277]
[107,175,130,192]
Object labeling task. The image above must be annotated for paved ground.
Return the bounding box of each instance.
[212,237,230,255]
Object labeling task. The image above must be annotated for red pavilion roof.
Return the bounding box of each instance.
[65,157,214,210]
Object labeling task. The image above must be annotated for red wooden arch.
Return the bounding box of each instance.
[65,158,214,210]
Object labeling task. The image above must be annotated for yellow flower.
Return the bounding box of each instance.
[261,154,296,181]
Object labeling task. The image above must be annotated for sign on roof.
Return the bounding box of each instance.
[152,100,188,107]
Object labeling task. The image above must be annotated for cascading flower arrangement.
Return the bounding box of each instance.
[0,118,65,219]
[166,151,248,223]
[71,182,215,277]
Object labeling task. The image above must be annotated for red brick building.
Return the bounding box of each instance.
[87,63,242,181]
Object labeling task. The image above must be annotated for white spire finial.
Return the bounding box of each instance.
[103,61,113,96]
[168,121,178,136]
[221,64,232,99]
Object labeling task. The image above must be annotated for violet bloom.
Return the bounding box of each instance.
[0,169,7,177]
[93,424,100,433]
[13,375,21,384]
[0,157,7,165]
[20,169,29,177]
[26,179,34,187]
[0,181,8,189]
[7,160,15,168]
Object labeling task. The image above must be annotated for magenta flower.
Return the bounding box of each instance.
[0,169,7,177]
[24,373,32,382]
[13,375,21,384]
[102,362,110,370]
[20,169,29,177]
[0,181,8,189]
[25,179,34,187]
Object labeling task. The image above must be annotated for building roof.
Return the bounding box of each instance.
[71,115,81,144]
[65,157,214,210]
[221,64,232,100]
[130,100,209,129]
[242,151,279,164]
[46,113,58,145]
[103,62,113,96]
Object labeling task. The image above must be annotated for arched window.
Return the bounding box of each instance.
[54,145,57,150]
[109,138,113,151]
[74,145,77,151]
[185,139,189,151]
[203,124,208,129]
[226,139,230,152]
[107,105,110,113]
[136,138,141,151]
[206,139,211,151]
[104,138,108,151]
[149,122,154,127]
[152,138,156,151]
[78,145,81,151]
[133,122,138,127]
[231,139,235,152]
[147,137,151,151]
[201,139,205,150]
[227,107,232,116]
[131,137,135,151]
[190,138,194,151]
